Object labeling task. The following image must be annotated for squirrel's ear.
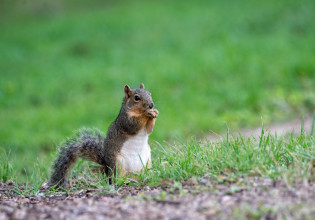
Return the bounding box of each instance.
[140,83,145,89]
[124,85,132,99]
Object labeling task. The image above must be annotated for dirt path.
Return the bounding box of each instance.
[206,115,314,142]
[1,177,314,220]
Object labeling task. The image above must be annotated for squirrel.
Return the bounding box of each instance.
[47,83,159,188]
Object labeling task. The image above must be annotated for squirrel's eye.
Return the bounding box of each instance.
[134,95,141,101]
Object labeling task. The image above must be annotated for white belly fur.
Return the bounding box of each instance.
[117,129,151,175]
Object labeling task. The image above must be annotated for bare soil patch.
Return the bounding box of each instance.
[207,116,314,142]
[1,177,314,220]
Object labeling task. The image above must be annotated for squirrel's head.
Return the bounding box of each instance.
[124,83,154,112]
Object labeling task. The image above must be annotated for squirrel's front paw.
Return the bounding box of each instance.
[146,109,159,118]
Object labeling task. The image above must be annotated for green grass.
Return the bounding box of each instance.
[0,0,315,181]
[147,128,315,186]
[1,128,314,196]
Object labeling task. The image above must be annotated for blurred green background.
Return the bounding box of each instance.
[0,0,314,180]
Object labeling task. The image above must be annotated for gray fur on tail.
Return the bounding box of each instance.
[50,128,105,187]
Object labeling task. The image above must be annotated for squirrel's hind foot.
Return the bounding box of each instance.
[41,181,70,190]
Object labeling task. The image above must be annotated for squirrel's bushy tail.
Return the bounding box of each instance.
[50,128,105,187]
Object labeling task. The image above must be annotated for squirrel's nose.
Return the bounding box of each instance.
[149,103,154,109]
